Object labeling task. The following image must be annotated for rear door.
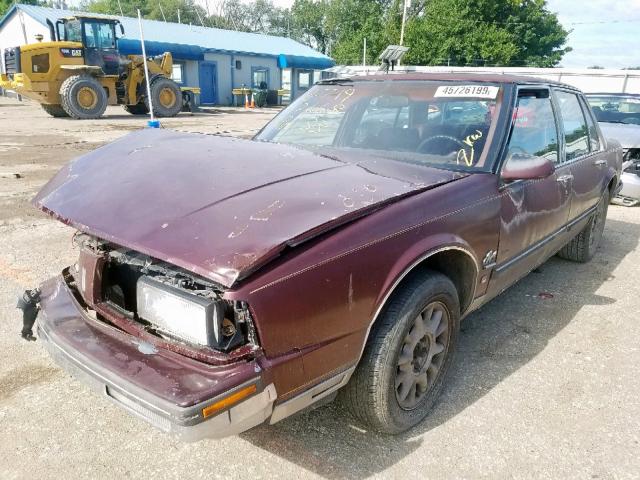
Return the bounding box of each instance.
[491,87,572,291]
[552,89,607,219]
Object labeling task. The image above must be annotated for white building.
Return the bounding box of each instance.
[1,3,335,104]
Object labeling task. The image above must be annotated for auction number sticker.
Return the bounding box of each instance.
[434,85,499,99]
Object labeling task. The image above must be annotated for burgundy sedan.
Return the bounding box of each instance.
[21,73,622,440]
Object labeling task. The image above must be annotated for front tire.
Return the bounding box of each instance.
[60,75,107,119]
[41,104,69,118]
[123,103,149,115]
[557,189,609,263]
[146,77,182,117]
[340,270,460,433]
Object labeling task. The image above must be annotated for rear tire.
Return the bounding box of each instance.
[557,189,609,263]
[41,104,69,118]
[146,77,182,117]
[123,103,149,115]
[60,75,107,119]
[340,270,460,434]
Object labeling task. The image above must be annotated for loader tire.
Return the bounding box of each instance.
[60,75,107,119]
[123,103,150,115]
[146,77,182,117]
[41,104,69,118]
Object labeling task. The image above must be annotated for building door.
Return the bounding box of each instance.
[199,62,217,105]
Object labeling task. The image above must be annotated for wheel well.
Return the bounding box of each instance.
[411,250,477,313]
[378,248,477,322]
[607,175,617,196]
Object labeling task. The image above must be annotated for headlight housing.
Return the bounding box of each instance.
[136,276,227,348]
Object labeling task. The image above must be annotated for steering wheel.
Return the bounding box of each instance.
[417,135,466,154]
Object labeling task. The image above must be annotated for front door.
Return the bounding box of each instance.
[490,87,573,293]
[82,20,120,76]
[199,62,217,105]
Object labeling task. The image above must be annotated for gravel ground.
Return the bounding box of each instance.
[0,97,639,480]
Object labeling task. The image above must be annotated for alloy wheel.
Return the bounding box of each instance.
[395,301,450,410]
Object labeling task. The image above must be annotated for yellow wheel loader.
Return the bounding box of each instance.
[0,15,198,119]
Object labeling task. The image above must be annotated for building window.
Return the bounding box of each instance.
[172,63,185,84]
[252,67,269,89]
[235,60,242,70]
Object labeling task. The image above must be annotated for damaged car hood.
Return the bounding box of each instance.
[34,129,466,287]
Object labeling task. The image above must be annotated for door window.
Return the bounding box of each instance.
[83,22,116,49]
[555,91,590,161]
[65,20,82,42]
[505,94,559,166]
[298,70,312,89]
[252,67,269,89]
[580,98,601,151]
[172,63,185,84]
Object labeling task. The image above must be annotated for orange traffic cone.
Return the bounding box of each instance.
[244,93,249,109]
[250,95,255,109]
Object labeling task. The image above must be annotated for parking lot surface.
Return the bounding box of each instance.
[0,97,639,479]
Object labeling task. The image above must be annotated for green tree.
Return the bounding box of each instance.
[290,0,331,54]
[1,0,41,18]
[80,0,209,26]
[403,0,570,67]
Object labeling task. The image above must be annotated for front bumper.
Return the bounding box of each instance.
[36,275,276,442]
[619,171,640,200]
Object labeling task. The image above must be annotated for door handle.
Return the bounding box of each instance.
[556,174,573,184]
[594,159,607,168]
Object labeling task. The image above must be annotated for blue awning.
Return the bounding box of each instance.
[117,38,204,60]
[278,54,335,70]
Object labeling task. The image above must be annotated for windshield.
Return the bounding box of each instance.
[586,95,640,125]
[256,80,505,171]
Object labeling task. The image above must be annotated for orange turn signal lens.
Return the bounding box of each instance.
[202,384,257,418]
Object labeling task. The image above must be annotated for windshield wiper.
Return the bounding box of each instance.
[317,77,354,86]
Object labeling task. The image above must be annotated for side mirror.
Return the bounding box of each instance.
[120,24,125,35]
[501,154,555,182]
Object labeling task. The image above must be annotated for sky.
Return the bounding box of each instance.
[546,0,640,68]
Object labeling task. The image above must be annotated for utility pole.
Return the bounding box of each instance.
[116,0,124,16]
[399,0,409,46]
[159,3,166,21]
[177,8,181,24]
[18,9,28,44]
[363,37,367,66]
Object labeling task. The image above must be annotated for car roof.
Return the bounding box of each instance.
[585,92,640,97]
[341,72,578,89]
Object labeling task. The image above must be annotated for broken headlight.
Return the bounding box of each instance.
[136,275,224,347]
[135,275,247,351]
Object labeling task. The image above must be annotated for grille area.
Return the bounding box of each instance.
[3,47,20,75]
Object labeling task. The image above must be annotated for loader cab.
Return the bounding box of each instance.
[57,16,123,76]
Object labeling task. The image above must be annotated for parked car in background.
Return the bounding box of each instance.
[586,93,640,206]
[21,74,622,441]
